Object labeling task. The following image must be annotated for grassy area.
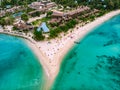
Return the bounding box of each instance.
[41,17,51,22]
[32,17,51,26]
[32,19,42,26]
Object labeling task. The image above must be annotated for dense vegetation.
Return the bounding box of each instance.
[30,11,41,17]
[1,0,38,7]
[33,28,45,41]
[49,19,78,38]
[52,0,120,10]
[21,14,29,21]
[2,0,119,10]
[0,17,14,26]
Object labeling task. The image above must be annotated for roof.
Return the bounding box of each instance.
[37,22,49,32]
[52,10,64,17]
[51,6,90,17]
[67,6,90,16]
[13,12,23,18]
[49,18,62,23]
[14,20,33,30]
[14,20,26,29]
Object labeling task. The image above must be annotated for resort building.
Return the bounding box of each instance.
[49,10,64,24]
[0,6,23,17]
[28,1,56,15]
[37,22,49,33]
[14,20,34,30]
[29,0,56,10]
[49,6,91,24]
[46,2,56,8]
[29,2,44,10]
[52,10,64,18]
[82,9,99,18]
[66,6,90,17]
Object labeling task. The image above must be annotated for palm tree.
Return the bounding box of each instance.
[23,0,28,12]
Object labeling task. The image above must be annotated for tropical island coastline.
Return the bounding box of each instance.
[0,0,120,89]
[1,9,120,90]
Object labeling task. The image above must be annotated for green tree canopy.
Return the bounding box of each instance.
[52,0,120,10]
[34,28,45,41]
[21,14,29,22]
[46,11,53,17]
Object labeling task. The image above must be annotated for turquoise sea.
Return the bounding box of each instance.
[0,34,44,90]
[52,15,120,90]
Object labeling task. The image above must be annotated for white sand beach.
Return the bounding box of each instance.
[1,10,120,90]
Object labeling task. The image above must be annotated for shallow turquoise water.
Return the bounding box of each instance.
[0,34,44,90]
[51,15,120,90]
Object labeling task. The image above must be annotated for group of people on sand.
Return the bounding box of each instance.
[38,24,83,61]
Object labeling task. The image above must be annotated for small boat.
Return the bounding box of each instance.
[74,41,80,44]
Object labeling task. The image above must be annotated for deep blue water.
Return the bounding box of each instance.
[51,15,120,90]
[0,34,44,90]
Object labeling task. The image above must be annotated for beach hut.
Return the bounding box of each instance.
[37,22,49,33]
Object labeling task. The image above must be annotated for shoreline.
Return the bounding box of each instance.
[25,40,50,90]
[0,10,120,89]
